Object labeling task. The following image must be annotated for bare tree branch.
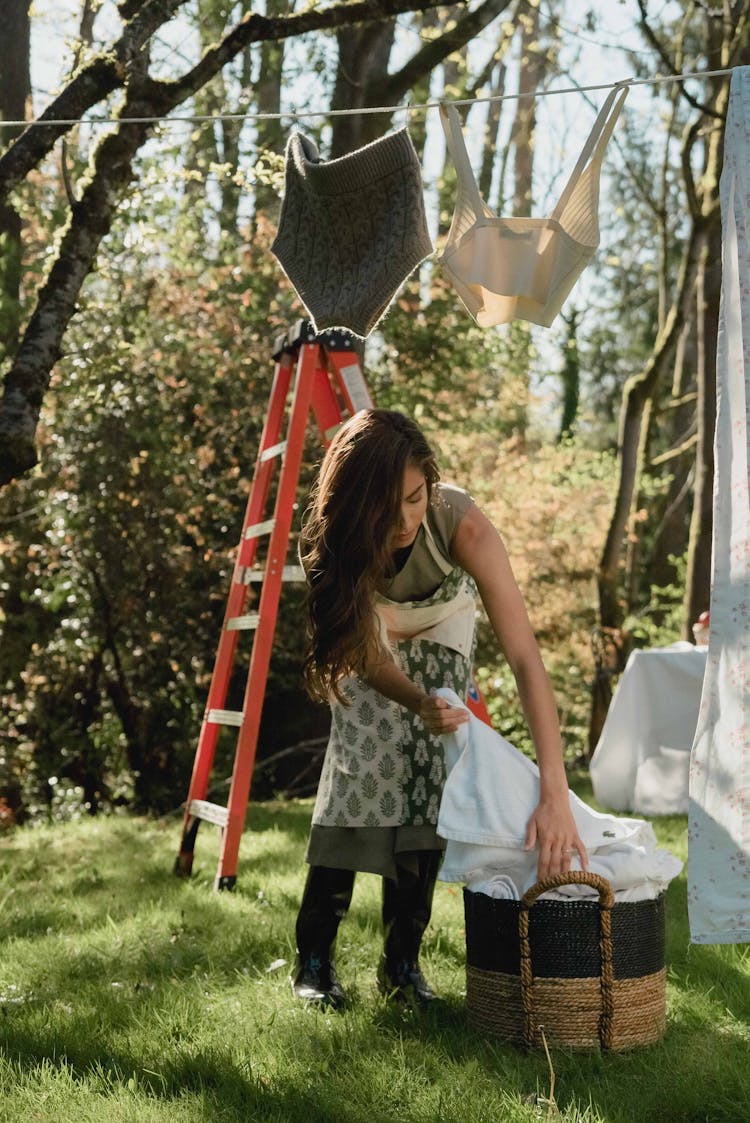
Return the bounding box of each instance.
[1,0,456,203]
[679,114,702,218]
[635,0,724,119]
[328,0,515,153]
[161,0,451,108]
[381,0,514,104]
[650,431,697,466]
[0,0,189,199]
[61,0,100,208]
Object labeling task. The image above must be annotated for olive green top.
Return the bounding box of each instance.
[306,482,475,879]
[379,482,474,602]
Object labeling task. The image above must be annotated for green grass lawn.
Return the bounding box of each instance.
[1,790,748,1123]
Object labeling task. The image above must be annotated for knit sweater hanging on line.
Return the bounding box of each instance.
[271,90,628,337]
[271,127,432,338]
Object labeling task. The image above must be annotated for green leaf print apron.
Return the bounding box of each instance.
[311,522,477,830]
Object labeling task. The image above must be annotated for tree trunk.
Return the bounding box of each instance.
[558,308,580,440]
[329,0,514,156]
[684,219,721,634]
[509,0,540,218]
[597,199,709,630]
[646,319,697,591]
[254,0,289,221]
[0,0,31,359]
[182,1,249,236]
[680,26,730,634]
[623,395,652,612]
[397,9,441,163]
[330,20,397,157]
[503,1,548,443]
[478,62,506,202]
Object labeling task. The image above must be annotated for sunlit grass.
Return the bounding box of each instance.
[1,799,748,1123]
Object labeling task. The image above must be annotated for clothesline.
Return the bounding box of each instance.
[0,66,735,130]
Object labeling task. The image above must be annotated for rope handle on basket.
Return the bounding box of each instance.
[518,871,615,1050]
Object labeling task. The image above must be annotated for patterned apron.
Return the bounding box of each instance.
[311,523,477,830]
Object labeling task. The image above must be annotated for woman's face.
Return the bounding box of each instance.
[390,461,428,550]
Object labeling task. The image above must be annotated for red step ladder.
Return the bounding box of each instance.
[174,321,373,889]
[174,321,493,890]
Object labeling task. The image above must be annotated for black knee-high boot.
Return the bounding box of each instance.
[291,864,355,1009]
[377,849,442,1005]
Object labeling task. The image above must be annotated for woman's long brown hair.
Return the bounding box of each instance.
[300,409,439,702]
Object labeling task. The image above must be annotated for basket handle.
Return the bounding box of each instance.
[518,871,615,1050]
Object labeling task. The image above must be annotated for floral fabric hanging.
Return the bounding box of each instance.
[688,66,750,945]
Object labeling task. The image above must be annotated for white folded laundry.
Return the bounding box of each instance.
[465,871,520,900]
[435,688,683,902]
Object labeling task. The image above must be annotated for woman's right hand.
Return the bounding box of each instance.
[362,654,470,735]
[417,693,470,736]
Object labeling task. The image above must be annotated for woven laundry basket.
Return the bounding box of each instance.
[464,871,666,1051]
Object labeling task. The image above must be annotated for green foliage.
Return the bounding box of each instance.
[622,553,689,650]
[448,432,617,764]
[370,271,532,442]
[0,184,324,819]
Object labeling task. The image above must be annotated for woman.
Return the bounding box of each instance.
[292,409,586,1009]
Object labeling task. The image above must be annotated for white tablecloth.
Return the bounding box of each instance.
[590,642,707,815]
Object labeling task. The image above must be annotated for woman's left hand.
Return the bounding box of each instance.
[524,796,588,881]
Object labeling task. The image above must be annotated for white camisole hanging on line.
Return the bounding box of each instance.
[438,84,628,328]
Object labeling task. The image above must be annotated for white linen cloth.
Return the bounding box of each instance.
[688,66,750,945]
[590,643,707,815]
[466,872,520,900]
[435,689,682,901]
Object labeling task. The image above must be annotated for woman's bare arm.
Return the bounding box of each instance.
[451,504,587,878]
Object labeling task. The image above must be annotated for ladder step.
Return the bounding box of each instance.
[238,564,306,584]
[260,440,287,462]
[226,613,260,631]
[244,518,275,540]
[188,799,229,829]
[206,708,244,727]
[339,361,372,411]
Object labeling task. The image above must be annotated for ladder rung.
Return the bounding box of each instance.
[188,799,229,829]
[260,440,287,462]
[244,518,275,540]
[226,613,260,631]
[238,565,306,584]
[206,708,244,727]
[339,362,372,411]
